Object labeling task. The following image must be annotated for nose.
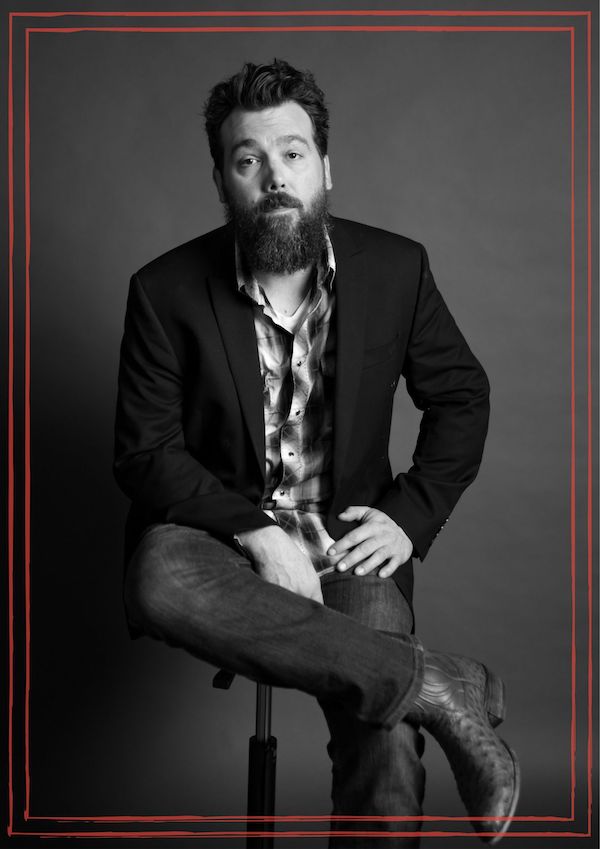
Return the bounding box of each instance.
[263,157,286,192]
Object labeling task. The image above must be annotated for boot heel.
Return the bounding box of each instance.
[484,670,506,728]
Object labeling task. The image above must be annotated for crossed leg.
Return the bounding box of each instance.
[123,524,426,844]
[124,523,423,727]
[320,572,426,847]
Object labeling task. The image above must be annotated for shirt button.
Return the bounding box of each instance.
[296,360,302,367]
[288,452,294,456]
[279,490,285,495]
[295,410,300,415]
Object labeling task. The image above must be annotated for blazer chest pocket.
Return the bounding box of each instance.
[362,335,400,370]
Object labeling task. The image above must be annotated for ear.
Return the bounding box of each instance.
[323,155,333,191]
[212,166,226,203]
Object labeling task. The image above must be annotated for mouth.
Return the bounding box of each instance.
[263,206,295,214]
[258,194,302,215]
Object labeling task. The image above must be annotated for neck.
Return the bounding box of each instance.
[256,265,315,313]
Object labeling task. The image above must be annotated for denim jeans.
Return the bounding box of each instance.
[124,524,425,846]
[319,572,426,846]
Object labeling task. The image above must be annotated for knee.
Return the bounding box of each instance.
[123,527,191,635]
[123,524,245,639]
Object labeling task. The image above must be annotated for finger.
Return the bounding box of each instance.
[337,505,369,522]
[337,540,382,572]
[328,525,373,556]
[397,548,413,566]
[335,523,400,556]
[354,550,389,576]
[378,558,402,579]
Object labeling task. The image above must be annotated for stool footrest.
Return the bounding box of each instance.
[212,669,235,689]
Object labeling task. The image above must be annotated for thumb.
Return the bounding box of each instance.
[338,505,369,522]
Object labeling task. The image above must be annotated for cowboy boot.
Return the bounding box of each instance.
[406,650,520,844]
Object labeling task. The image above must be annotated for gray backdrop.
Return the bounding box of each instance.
[4,1,597,846]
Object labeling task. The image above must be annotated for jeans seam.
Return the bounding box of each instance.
[378,638,424,730]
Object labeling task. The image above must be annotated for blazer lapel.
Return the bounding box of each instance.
[331,222,368,488]
[207,227,265,481]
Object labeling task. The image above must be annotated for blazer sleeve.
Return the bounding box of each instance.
[113,273,275,538]
[374,245,490,559]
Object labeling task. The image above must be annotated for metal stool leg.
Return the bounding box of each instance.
[247,684,277,848]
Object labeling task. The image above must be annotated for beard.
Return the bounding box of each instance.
[223,186,330,275]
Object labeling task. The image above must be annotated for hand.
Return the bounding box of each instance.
[327,506,413,579]
[236,525,324,603]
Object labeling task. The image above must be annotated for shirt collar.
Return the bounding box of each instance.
[235,230,336,304]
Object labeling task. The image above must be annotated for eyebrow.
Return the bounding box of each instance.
[230,134,311,155]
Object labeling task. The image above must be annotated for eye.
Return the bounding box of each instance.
[286,151,302,160]
[238,156,259,169]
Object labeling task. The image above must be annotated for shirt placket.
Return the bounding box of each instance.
[274,347,304,506]
[272,291,323,508]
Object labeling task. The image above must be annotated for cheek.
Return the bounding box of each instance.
[306,165,328,195]
[223,175,257,207]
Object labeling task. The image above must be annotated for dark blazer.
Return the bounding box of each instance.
[114,217,490,604]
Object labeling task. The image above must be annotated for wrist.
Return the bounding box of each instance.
[235,525,285,558]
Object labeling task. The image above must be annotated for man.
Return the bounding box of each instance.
[114,60,519,845]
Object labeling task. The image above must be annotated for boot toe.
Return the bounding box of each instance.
[471,742,521,844]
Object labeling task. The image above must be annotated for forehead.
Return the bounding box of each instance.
[220,102,316,153]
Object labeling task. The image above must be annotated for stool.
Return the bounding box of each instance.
[214,672,277,848]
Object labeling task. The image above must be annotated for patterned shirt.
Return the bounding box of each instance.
[236,237,339,576]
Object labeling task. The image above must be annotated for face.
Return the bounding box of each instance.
[214,100,332,216]
[213,102,333,275]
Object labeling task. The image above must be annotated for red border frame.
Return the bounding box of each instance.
[6,7,595,841]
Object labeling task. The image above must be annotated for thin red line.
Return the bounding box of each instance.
[24,815,574,823]
[25,25,573,33]
[8,9,594,17]
[7,9,15,838]
[24,25,31,823]
[585,9,593,835]
[4,829,594,839]
[14,14,590,837]
[568,24,576,823]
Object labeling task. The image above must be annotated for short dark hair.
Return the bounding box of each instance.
[204,59,329,171]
